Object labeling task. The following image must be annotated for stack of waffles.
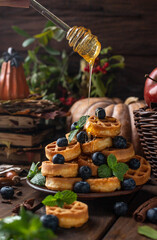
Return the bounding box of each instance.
[41,114,151,193]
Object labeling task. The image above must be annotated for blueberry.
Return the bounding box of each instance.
[52,154,65,164]
[95,108,106,119]
[128,158,140,170]
[147,208,157,224]
[71,121,78,131]
[114,202,128,216]
[77,131,88,144]
[1,186,14,199]
[74,181,90,193]
[92,152,107,166]
[40,214,59,231]
[79,166,92,180]
[113,136,127,149]
[56,137,68,147]
[121,178,136,190]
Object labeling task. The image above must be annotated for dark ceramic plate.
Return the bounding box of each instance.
[26,179,142,200]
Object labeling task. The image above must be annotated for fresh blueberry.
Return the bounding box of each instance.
[128,158,140,170]
[40,214,59,231]
[77,131,88,144]
[74,181,90,193]
[113,136,127,149]
[121,178,136,190]
[114,202,128,216]
[79,166,92,180]
[71,121,78,131]
[95,108,106,119]
[92,152,107,166]
[52,154,65,164]
[56,137,68,147]
[1,186,14,199]
[147,208,157,224]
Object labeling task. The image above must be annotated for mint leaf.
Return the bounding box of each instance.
[138,226,157,240]
[61,190,77,204]
[98,164,112,178]
[68,129,79,143]
[107,154,117,169]
[30,172,45,186]
[42,190,77,208]
[112,163,129,181]
[27,162,40,179]
[0,207,55,240]
[77,115,89,128]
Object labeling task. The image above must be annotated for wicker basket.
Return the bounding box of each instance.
[134,107,157,177]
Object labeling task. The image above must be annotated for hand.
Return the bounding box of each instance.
[0,0,30,8]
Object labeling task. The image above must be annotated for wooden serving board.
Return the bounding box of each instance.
[0,128,53,147]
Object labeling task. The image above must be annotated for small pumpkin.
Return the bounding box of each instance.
[0,48,29,100]
[67,97,145,155]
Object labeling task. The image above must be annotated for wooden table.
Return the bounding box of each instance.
[0,179,157,240]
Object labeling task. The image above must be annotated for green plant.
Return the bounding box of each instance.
[81,46,125,97]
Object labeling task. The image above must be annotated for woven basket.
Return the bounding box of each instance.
[134,107,157,177]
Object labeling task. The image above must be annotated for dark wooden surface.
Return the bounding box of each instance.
[0,179,157,240]
[0,1,157,99]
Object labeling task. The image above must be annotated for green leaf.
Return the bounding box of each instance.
[30,172,46,186]
[12,26,30,38]
[112,162,129,181]
[138,226,157,240]
[98,164,112,178]
[42,190,77,208]
[77,115,89,128]
[68,129,79,143]
[22,38,35,47]
[61,190,77,204]
[44,46,60,56]
[100,46,112,55]
[107,154,117,169]
[27,162,40,179]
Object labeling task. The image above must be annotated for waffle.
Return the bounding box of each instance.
[124,155,151,185]
[85,116,121,137]
[78,154,98,176]
[86,177,121,192]
[45,177,82,191]
[41,161,78,178]
[102,142,135,163]
[46,201,89,228]
[45,141,81,161]
[82,137,112,154]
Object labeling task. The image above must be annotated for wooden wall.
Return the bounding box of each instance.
[0,0,157,100]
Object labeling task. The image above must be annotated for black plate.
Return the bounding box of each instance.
[26,179,142,200]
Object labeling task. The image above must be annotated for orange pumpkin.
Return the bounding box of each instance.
[67,97,145,155]
[0,48,29,100]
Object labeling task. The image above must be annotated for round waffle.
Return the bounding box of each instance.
[45,177,82,191]
[46,201,89,228]
[86,177,121,192]
[41,161,78,178]
[85,116,121,137]
[82,137,112,154]
[124,155,151,185]
[45,141,81,161]
[102,142,135,163]
[78,154,98,176]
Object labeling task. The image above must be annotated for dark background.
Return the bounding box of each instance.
[0,0,157,100]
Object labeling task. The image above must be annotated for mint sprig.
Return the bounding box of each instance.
[138,226,157,240]
[98,164,112,178]
[42,190,77,208]
[27,162,40,179]
[0,207,55,240]
[98,154,129,181]
[27,162,46,186]
[68,115,89,143]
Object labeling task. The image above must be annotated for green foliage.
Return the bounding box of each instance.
[98,154,129,181]
[0,207,55,240]
[27,162,46,186]
[42,190,77,208]
[138,226,157,240]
